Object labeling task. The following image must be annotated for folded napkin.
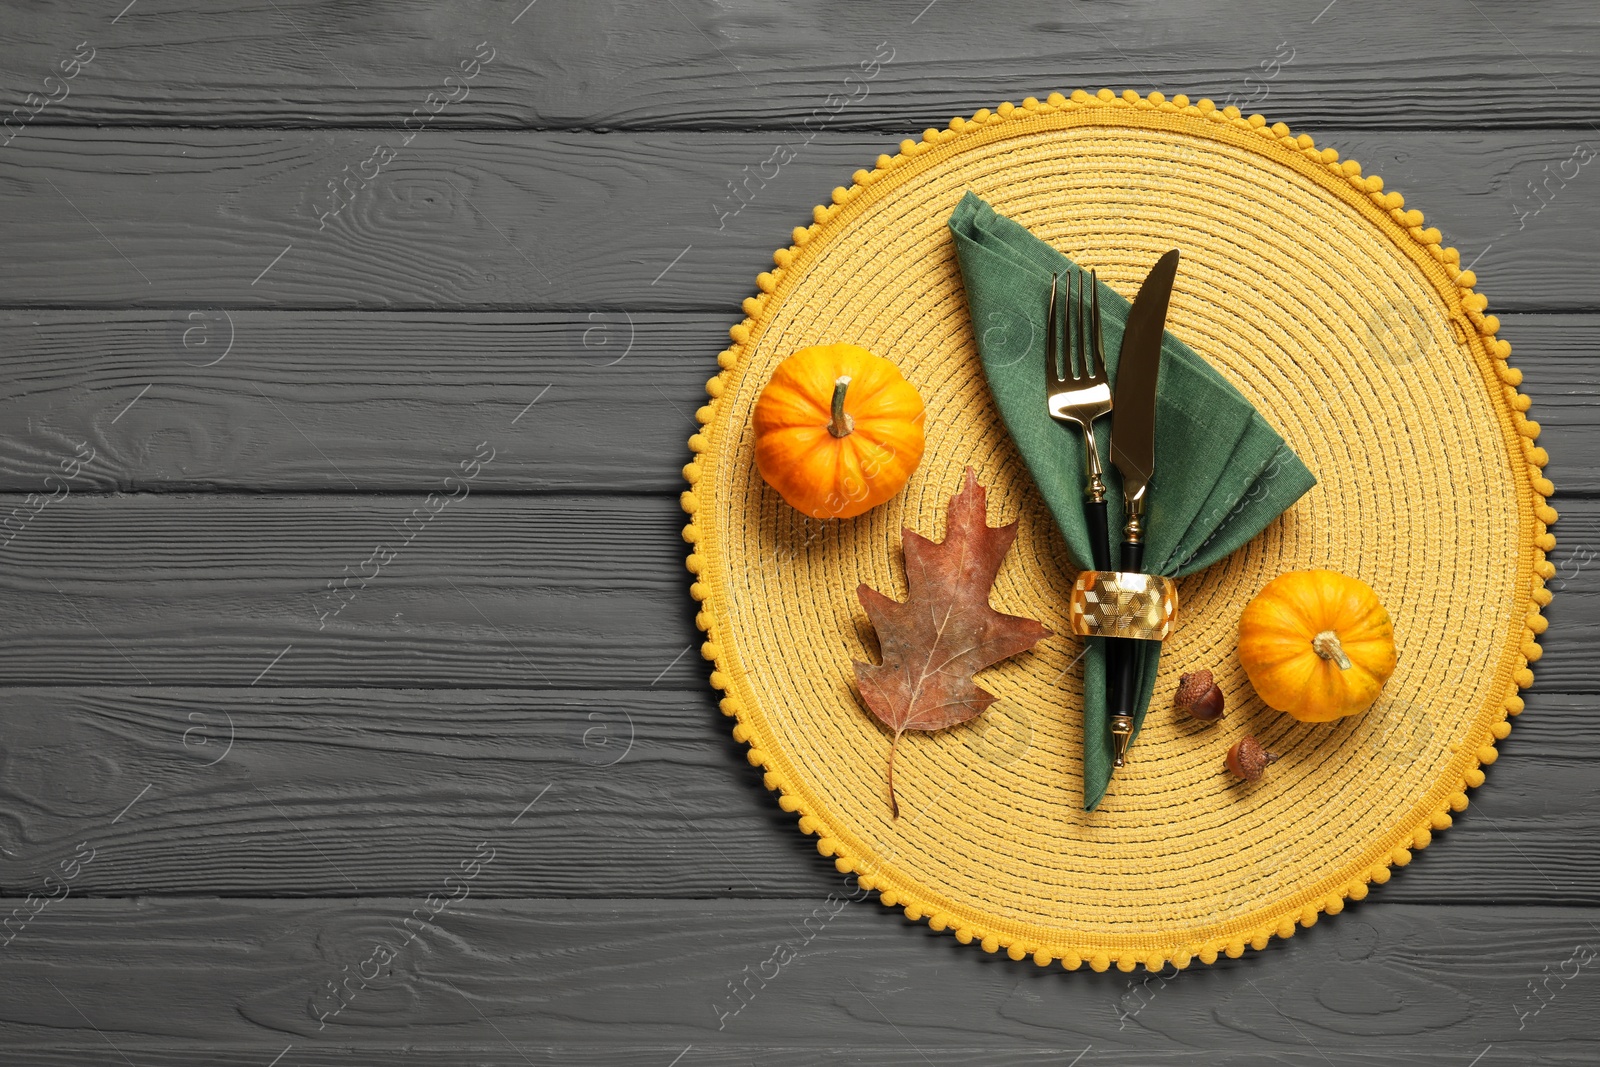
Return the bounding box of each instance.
[949,192,1317,810]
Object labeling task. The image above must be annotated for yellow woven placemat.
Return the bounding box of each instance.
[681,89,1555,972]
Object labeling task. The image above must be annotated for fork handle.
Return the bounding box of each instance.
[1079,428,1117,746]
[1080,420,1112,571]
[1085,496,1124,755]
[1084,499,1111,571]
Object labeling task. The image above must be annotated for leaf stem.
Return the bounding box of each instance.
[888,730,901,820]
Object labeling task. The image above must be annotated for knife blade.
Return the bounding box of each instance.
[1109,249,1179,518]
[1106,248,1180,768]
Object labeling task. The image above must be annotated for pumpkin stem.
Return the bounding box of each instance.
[828,376,855,438]
[1312,630,1353,670]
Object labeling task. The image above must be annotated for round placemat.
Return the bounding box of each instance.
[680,89,1555,971]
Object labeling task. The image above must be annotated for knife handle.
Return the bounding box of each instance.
[1108,539,1145,767]
[1118,540,1144,583]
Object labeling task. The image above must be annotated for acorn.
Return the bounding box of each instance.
[1226,735,1278,781]
[1175,669,1225,722]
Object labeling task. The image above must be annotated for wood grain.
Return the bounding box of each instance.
[0,685,1589,903]
[0,311,1591,493]
[0,493,1593,689]
[0,493,693,690]
[0,130,1589,310]
[0,898,1595,1058]
[0,310,716,493]
[1,0,1595,131]
[2,1049,1597,1067]
[29,1050,1564,1067]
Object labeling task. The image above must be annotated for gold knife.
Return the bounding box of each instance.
[1106,249,1180,767]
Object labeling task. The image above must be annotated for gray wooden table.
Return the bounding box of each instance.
[0,1,1596,1063]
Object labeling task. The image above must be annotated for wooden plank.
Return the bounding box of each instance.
[0,130,1589,310]
[0,311,1591,494]
[1517,314,1600,499]
[23,1054,1585,1067]
[0,493,1594,690]
[0,898,1594,1058]
[37,1050,1572,1067]
[0,686,1588,902]
[0,310,717,494]
[0,493,690,690]
[1,0,1596,130]
[6,1052,1598,1067]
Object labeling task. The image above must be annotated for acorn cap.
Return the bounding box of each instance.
[1227,735,1278,781]
[1176,669,1213,703]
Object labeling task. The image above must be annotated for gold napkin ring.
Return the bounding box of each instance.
[1068,571,1180,642]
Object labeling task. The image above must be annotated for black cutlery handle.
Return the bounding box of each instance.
[1110,539,1145,719]
[1082,497,1119,728]
[1084,500,1111,571]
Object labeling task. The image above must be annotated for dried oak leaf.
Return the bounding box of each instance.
[853,467,1051,818]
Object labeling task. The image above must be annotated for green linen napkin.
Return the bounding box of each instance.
[948,192,1317,810]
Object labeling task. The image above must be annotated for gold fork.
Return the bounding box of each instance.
[1044,270,1113,570]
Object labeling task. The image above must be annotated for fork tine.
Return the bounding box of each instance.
[1079,269,1093,379]
[1045,272,1060,384]
[1065,270,1077,380]
[1049,273,1062,382]
[1072,270,1086,380]
[1088,268,1105,379]
[1061,271,1073,382]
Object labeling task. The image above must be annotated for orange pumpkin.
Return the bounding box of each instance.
[1237,569,1398,723]
[752,344,926,519]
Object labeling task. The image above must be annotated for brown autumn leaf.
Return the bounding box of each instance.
[853,467,1052,818]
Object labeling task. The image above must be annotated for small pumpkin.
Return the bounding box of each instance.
[752,343,926,519]
[1237,569,1397,723]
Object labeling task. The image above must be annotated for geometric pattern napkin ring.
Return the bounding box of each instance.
[1068,570,1180,641]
